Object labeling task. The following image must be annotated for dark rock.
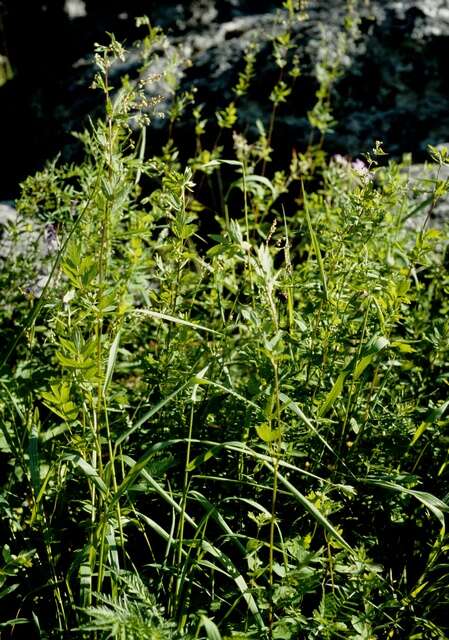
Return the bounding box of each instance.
[330,1,449,158]
[404,157,449,231]
[0,201,60,297]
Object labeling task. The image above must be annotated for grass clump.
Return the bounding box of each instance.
[1,5,449,639]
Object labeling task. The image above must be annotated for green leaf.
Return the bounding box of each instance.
[232,174,276,199]
[115,373,196,447]
[318,336,389,417]
[55,352,95,370]
[270,464,353,553]
[187,444,224,472]
[256,422,281,443]
[411,399,449,445]
[411,421,430,446]
[302,181,328,301]
[391,340,416,354]
[135,309,222,336]
[103,331,121,393]
[318,371,347,418]
[28,411,40,496]
[363,477,448,532]
[116,454,264,628]
[63,453,108,497]
[353,336,389,380]
[41,382,78,422]
[425,399,449,423]
[0,617,29,628]
[200,615,222,640]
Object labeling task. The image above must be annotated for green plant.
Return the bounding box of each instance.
[0,5,448,639]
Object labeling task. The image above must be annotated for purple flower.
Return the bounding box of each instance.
[333,154,348,166]
[332,154,373,183]
[351,159,373,183]
[44,223,59,254]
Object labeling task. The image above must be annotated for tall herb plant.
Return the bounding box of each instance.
[0,5,448,639]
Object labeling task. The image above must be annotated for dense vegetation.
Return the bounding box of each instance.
[1,4,449,638]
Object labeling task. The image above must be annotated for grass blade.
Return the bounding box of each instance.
[302,180,328,301]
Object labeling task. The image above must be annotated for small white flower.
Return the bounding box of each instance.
[63,289,76,305]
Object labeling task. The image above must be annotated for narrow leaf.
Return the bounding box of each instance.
[302,180,328,301]
[363,477,448,532]
[318,371,348,418]
[135,309,222,336]
[266,462,353,553]
[200,614,222,640]
[63,453,108,496]
[103,331,121,393]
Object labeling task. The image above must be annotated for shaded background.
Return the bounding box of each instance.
[0,0,448,200]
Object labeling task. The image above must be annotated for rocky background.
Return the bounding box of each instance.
[0,0,448,200]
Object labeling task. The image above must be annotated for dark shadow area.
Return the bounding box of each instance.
[0,1,153,198]
[0,1,448,199]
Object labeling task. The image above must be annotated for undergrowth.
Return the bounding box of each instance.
[0,3,449,639]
